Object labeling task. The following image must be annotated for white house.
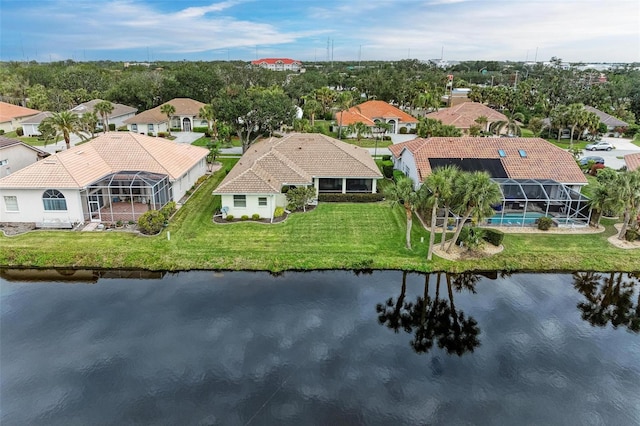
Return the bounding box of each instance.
[251,58,303,72]
[214,133,382,220]
[20,112,53,137]
[124,98,207,136]
[0,136,48,177]
[69,99,137,130]
[0,132,208,227]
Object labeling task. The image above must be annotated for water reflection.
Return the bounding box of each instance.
[0,268,166,283]
[376,272,484,356]
[573,272,640,332]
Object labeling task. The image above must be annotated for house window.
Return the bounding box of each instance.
[131,124,138,132]
[0,159,8,166]
[318,178,342,192]
[233,195,246,207]
[42,189,67,211]
[258,197,267,206]
[4,196,18,211]
[148,124,154,132]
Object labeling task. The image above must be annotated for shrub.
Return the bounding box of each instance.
[537,216,554,230]
[383,135,391,141]
[381,160,394,178]
[160,201,177,220]
[225,214,234,221]
[0,129,5,135]
[157,132,168,138]
[399,126,408,134]
[483,228,504,246]
[192,127,209,133]
[392,170,405,182]
[625,229,639,242]
[137,210,165,235]
[286,186,316,211]
[241,215,249,221]
[147,132,154,137]
[108,123,116,131]
[117,125,128,131]
[116,220,123,227]
[170,127,182,132]
[409,128,417,134]
[381,155,391,161]
[281,185,290,193]
[318,193,384,203]
[457,226,485,250]
[252,213,260,220]
[16,127,23,136]
[196,175,208,185]
[274,207,285,217]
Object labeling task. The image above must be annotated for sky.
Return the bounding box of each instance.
[1,0,639,63]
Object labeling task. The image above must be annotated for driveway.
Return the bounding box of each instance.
[172,132,203,144]
[578,136,640,170]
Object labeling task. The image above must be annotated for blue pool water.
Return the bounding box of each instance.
[488,212,544,225]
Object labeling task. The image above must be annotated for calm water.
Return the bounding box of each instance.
[1,269,639,425]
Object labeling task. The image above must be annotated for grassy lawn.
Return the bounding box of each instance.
[342,138,393,148]
[520,128,534,137]
[191,135,242,148]
[2,131,51,146]
[1,162,637,273]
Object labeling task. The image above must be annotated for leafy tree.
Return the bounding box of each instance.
[346,121,371,141]
[302,96,321,126]
[205,141,221,171]
[285,186,316,212]
[383,176,425,250]
[423,165,458,260]
[335,91,355,139]
[613,170,640,240]
[94,100,114,133]
[199,104,216,138]
[81,112,98,138]
[36,119,60,147]
[417,118,462,138]
[40,111,86,150]
[160,103,176,135]
[489,110,525,136]
[447,171,502,253]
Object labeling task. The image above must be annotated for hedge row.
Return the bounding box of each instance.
[318,193,385,203]
[482,228,504,246]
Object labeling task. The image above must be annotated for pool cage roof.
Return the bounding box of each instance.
[89,171,169,188]
[493,178,589,203]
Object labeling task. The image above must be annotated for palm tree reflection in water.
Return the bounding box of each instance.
[376,272,482,356]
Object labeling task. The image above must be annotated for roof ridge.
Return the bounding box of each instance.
[317,133,381,175]
[127,134,176,178]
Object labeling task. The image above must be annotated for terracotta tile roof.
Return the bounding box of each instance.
[251,58,301,65]
[336,100,418,127]
[69,99,137,119]
[124,98,206,124]
[624,153,640,171]
[0,135,47,154]
[0,101,40,123]
[389,137,587,184]
[584,106,628,128]
[19,111,53,125]
[0,132,208,189]
[214,133,382,194]
[426,102,508,129]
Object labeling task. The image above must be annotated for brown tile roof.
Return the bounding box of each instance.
[336,100,418,127]
[624,153,640,172]
[426,102,508,129]
[124,98,206,124]
[584,106,628,128]
[214,133,382,194]
[0,132,208,189]
[0,135,47,154]
[0,101,40,123]
[389,137,587,184]
[70,99,137,119]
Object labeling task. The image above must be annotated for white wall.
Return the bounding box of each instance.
[22,123,41,136]
[172,159,207,202]
[127,122,168,136]
[0,144,42,177]
[220,193,283,219]
[0,188,84,224]
[394,149,422,188]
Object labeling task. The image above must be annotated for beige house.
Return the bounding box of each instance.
[69,99,137,130]
[214,133,382,220]
[0,102,40,133]
[0,136,48,177]
[0,132,208,227]
[336,100,419,135]
[124,98,207,135]
[426,102,508,134]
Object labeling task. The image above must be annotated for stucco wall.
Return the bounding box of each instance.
[172,159,207,202]
[0,144,41,177]
[394,149,422,188]
[0,187,84,224]
[220,193,284,219]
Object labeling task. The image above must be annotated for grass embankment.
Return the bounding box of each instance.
[0,162,637,272]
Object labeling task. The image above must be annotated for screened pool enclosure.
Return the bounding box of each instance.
[80,171,172,223]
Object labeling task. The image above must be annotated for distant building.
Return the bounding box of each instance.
[0,135,48,177]
[69,99,137,130]
[0,102,40,134]
[251,58,302,72]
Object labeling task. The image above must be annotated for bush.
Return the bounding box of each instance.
[456,226,485,250]
[381,160,394,178]
[281,185,290,193]
[409,128,417,134]
[392,170,405,182]
[274,207,285,217]
[537,216,554,230]
[625,229,639,242]
[318,193,385,203]
[241,215,249,221]
[483,228,504,246]
[399,127,408,134]
[252,213,260,220]
[137,210,165,235]
[383,135,391,141]
[0,129,5,135]
[192,127,209,133]
[225,214,234,221]
[147,132,154,137]
[170,127,182,132]
[108,123,116,131]
[16,127,23,136]
[157,132,168,138]
[117,125,128,131]
[160,201,177,220]
[381,155,391,161]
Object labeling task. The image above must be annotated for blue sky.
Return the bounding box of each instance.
[1,0,638,63]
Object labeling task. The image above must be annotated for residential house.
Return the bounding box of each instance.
[0,136,48,177]
[584,106,628,136]
[124,98,207,136]
[213,133,382,220]
[624,153,640,172]
[251,58,303,72]
[336,100,419,135]
[425,102,508,134]
[389,137,590,227]
[21,112,53,137]
[69,99,137,130]
[0,132,208,227]
[0,101,40,134]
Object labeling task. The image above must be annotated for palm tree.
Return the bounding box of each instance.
[93,100,114,133]
[160,103,176,136]
[314,87,336,117]
[383,176,424,250]
[614,170,640,240]
[335,92,354,139]
[474,115,488,133]
[302,96,321,127]
[81,112,98,138]
[489,111,525,136]
[346,121,371,142]
[550,104,570,142]
[199,104,216,138]
[423,165,458,260]
[447,171,502,253]
[40,111,86,150]
[438,166,460,250]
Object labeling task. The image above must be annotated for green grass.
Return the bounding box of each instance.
[3,131,50,146]
[191,135,242,148]
[520,128,534,137]
[1,166,637,273]
[342,138,393,148]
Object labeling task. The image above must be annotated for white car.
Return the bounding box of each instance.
[585,141,614,151]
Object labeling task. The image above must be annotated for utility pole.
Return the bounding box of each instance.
[514,70,519,89]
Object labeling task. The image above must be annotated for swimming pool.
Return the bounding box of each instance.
[487,212,545,226]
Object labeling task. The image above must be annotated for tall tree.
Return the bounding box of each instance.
[302,96,321,127]
[614,170,640,240]
[94,100,114,133]
[199,104,216,138]
[81,112,98,138]
[40,111,86,150]
[447,171,502,253]
[335,92,355,139]
[423,166,458,260]
[489,111,525,136]
[160,103,176,136]
[383,176,424,250]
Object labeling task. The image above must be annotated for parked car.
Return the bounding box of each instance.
[585,141,614,151]
[579,156,605,166]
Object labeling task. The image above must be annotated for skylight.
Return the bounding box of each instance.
[518,150,527,158]
[498,149,506,157]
